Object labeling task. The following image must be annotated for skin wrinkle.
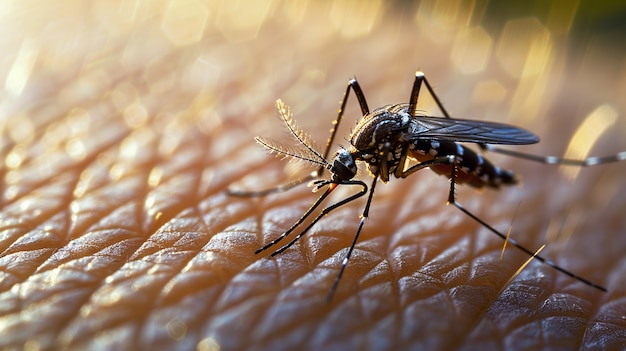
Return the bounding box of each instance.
[151,196,246,305]
[2,183,77,287]
[1,2,626,351]
[62,93,216,346]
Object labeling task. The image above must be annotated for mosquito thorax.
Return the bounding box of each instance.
[351,105,411,150]
[330,148,357,181]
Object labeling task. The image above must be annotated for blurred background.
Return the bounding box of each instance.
[1,1,625,350]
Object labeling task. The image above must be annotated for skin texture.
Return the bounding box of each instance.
[1,2,625,350]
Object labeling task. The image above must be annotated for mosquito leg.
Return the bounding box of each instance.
[407,72,424,118]
[377,142,393,183]
[255,181,337,253]
[396,154,457,179]
[408,71,452,119]
[226,172,319,197]
[444,158,607,292]
[327,175,378,301]
[479,144,626,167]
[322,78,371,160]
[269,179,369,256]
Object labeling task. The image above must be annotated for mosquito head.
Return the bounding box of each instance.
[330,148,357,181]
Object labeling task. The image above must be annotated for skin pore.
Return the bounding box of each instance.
[1,2,625,350]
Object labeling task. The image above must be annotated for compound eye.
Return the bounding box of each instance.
[331,150,356,181]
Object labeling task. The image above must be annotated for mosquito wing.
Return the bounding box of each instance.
[409,116,540,145]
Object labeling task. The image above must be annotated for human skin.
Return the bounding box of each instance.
[1,2,625,351]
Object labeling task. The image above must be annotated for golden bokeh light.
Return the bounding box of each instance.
[545,0,580,35]
[561,104,619,180]
[5,39,39,98]
[451,26,492,74]
[329,0,383,38]
[215,0,273,42]
[497,17,553,79]
[162,0,209,46]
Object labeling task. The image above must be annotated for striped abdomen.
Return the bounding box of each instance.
[409,139,517,188]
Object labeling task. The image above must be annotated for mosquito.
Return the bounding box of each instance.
[228,71,625,300]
